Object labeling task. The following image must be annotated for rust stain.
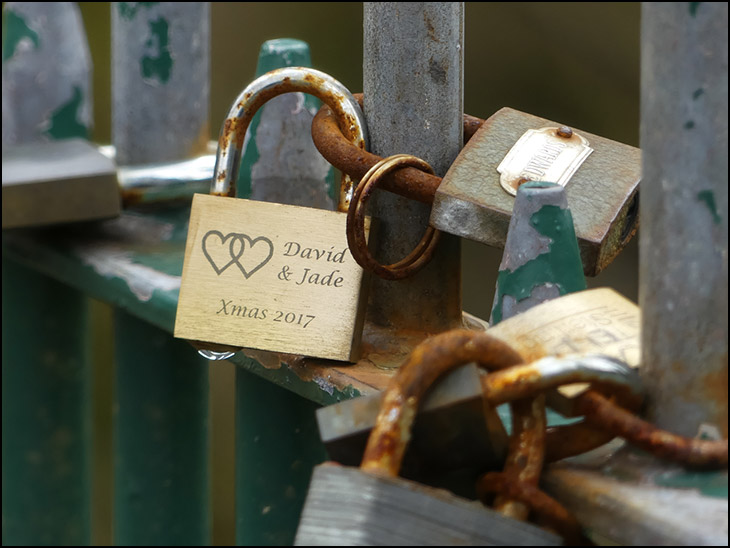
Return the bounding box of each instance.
[120,187,146,207]
[576,391,728,469]
[701,362,728,425]
[477,472,584,545]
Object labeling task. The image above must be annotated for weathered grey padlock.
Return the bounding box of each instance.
[2,2,121,228]
[432,108,640,276]
[313,105,640,277]
[2,138,121,228]
[295,332,562,546]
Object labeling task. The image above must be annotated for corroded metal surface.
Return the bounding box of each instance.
[348,154,440,279]
[576,390,728,469]
[210,67,367,212]
[477,472,584,545]
[360,330,525,476]
[362,1,463,334]
[433,108,641,276]
[112,3,210,165]
[489,182,586,324]
[640,2,728,438]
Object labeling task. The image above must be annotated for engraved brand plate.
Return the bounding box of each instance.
[497,127,593,195]
[174,194,370,362]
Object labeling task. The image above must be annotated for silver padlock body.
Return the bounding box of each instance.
[295,463,562,546]
[431,107,640,276]
[317,364,508,476]
[2,139,120,228]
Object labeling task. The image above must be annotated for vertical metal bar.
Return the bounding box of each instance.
[112,2,210,165]
[234,38,329,547]
[1,260,91,545]
[640,2,728,437]
[2,2,92,144]
[111,3,212,543]
[113,310,210,545]
[363,2,463,332]
[2,3,92,544]
[235,367,327,546]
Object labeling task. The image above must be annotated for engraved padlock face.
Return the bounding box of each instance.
[174,68,372,362]
[431,107,641,276]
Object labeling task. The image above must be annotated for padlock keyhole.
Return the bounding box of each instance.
[621,193,639,244]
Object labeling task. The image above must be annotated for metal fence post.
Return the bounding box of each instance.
[112,2,210,165]
[640,2,728,438]
[110,3,211,545]
[362,2,464,347]
[2,3,92,544]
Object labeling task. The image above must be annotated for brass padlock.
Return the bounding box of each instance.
[295,332,562,546]
[174,68,372,362]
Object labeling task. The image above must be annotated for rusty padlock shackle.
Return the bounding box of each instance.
[361,330,528,476]
[196,68,368,362]
[211,67,369,212]
[360,329,546,526]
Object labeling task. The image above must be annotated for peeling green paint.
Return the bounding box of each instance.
[491,204,586,324]
[2,10,40,62]
[655,470,728,499]
[44,86,88,140]
[697,190,721,224]
[118,2,159,20]
[689,2,702,17]
[142,17,173,83]
[238,39,334,201]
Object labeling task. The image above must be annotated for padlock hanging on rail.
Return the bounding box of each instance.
[312,101,641,277]
[295,331,564,546]
[174,67,375,363]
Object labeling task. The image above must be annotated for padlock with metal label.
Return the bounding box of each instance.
[432,108,640,276]
[295,332,562,546]
[174,68,372,362]
[313,104,640,277]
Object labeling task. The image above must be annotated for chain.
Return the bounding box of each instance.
[386,329,728,543]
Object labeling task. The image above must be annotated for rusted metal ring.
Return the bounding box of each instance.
[476,472,585,545]
[347,154,442,280]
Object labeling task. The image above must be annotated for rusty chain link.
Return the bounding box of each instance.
[378,329,728,543]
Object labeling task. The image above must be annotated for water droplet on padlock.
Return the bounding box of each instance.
[197,349,235,361]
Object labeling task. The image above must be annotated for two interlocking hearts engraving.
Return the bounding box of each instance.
[202,230,274,278]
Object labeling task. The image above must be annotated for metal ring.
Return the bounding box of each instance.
[347,154,441,280]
